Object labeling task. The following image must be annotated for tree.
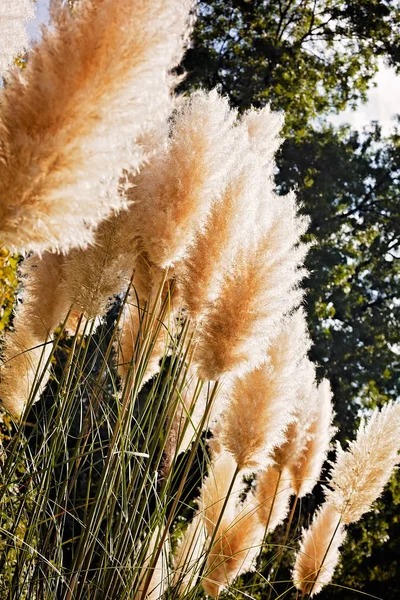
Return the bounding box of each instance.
[181,0,400,136]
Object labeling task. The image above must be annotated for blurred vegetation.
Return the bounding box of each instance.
[0,249,19,332]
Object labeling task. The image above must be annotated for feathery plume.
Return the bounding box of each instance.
[324,401,400,524]
[136,527,170,600]
[273,361,335,497]
[117,255,177,389]
[219,310,310,471]
[129,90,239,268]
[289,378,336,497]
[203,498,264,597]
[195,192,309,380]
[201,451,241,535]
[61,214,139,320]
[0,253,69,416]
[173,513,207,594]
[0,0,34,77]
[253,466,293,532]
[61,121,173,323]
[241,105,284,170]
[181,106,284,322]
[293,503,346,597]
[0,0,193,253]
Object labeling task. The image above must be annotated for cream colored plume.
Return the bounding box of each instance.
[0,0,193,253]
[293,503,346,597]
[241,104,284,170]
[0,253,70,417]
[289,378,336,497]
[201,451,241,535]
[324,401,400,524]
[273,361,335,498]
[253,466,293,532]
[61,214,139,321]
[0,0,34,77]
[219,310,310,471]
[62,122,172,323]
[129,89,239,269]
[195,192,309,380]
[173,513,207,595]
[181,106,283,321]
[117,255,177,391]
[135,526,170,600]
[203,498,264,597]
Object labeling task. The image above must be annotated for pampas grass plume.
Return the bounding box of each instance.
[0,0,193,253]
[254,466,293,532]
[181,107,283,321]
[219,310,310,471]
[203,499,263,597]
[201,451,240,535]
[129,90,239,268]
[61,213,139,320]
[290,378,336,497]
[293,503,346,596]
[325,401,400,524]
[0,253,69,416]
[196,192,309,380]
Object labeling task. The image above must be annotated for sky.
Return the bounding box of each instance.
[28,0,400,136]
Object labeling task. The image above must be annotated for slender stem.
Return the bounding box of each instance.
[138,380,221,600]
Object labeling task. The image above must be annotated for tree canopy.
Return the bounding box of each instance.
[182,0,400,136]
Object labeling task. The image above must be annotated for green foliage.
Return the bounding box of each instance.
[181,0,400,137]
[0,248,19,332]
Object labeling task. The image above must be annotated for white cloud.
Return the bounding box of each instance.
[328,59,400,135]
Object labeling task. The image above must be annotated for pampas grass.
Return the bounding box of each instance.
[195,192,309,380]
[289,378,336,497]
[273,361,335,498]
[128,89,239,269]
[203,497,263,596]
[254,466,293,532]
[0,0,34,77]
[116,255,177,390]
[0,252,69,416]
[0,23,396,596]
[181,107,283,322]
[0,0,193,253]
[293,503,346,597]
[219,309,310,471]
[325,401,400,524]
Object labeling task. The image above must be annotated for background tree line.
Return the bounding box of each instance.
[179,1,400,597]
